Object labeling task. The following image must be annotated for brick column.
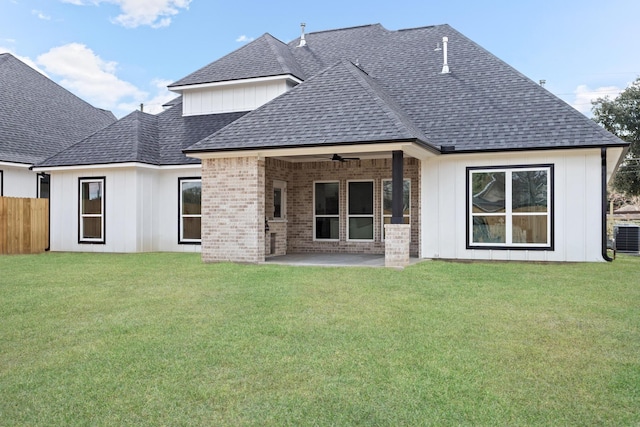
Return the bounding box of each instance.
[201,157,265,263]
[384,224,411,268]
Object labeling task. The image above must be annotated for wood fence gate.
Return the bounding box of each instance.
[0,197,49,254]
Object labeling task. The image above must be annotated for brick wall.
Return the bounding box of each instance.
[201,157,265,263]
[384,224,411,267]
[265,159,293,256]
[274,158,420,256]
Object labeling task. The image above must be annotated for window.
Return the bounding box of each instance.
[179,178,201,243]
[348,180,374,240]
[38,173,50,199]
[79,177,105,243]
[273,180,286,220]
[468,165,553,249]
[314,181,339,240]
[382,178,411,239]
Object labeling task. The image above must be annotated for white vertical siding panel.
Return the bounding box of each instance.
[2,166,37,198]
[420,149,605,262]
[182,79,294,116]
[421,158,438,258]
[584,153,604,261]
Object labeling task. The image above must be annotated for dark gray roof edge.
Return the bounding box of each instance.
[168,72,302,88]
[302,23,385,36]
[183,138,440,155]
[31,160,193,170]
[440,141,630,155]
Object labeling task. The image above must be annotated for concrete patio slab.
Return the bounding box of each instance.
[262,253,423,267]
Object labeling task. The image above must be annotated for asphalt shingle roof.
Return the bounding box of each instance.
[37,102,248,167]
[186,60,436,153]
[0,53,116,165]
[35,22,628,169]
[169,33,306,87]
[187,23,626,153]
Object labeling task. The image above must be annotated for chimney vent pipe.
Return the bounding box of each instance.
[441,36,450,74]
[298,23,307,47]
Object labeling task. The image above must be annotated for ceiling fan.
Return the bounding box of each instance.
[330,154,360,162]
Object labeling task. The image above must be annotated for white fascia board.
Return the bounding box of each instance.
[0,161,32,169]
[186,141,438,161]
[169,74,303,93]
[607,146,626,182]
[32,162,201,173]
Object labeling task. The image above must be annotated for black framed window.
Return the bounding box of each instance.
[38,173,50,199]
[467,165,553,249]
[314,181,339,240]
[347,180,374,240]
[79,177,105,244]
[179,178,201,243]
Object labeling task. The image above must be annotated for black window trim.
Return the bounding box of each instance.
[78,176,106,245]
[466,164,554,251]
[178,176,202,245]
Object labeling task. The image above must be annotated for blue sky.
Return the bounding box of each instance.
[1,0,639,118]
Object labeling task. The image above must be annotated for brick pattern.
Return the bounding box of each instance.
[384,224,411,267]
[265,159,293,256]
[264,157,420,256]
[201,157,265,263]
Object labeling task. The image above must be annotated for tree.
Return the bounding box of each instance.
[592,77,640,196]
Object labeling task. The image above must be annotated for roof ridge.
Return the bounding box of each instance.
[131,110,159,163]
[263,33,305,79]
[342,61,433,146]
[305,23,384,36]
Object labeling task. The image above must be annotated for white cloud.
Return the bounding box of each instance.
[36,43,145,111]
[571,84,623,115]
[236,35,254,43]
[32,10,52,20]
[60,0,191,28]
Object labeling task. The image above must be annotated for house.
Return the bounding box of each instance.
[33,23,629,264]
[0,53,116,198]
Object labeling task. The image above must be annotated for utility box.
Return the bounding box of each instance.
[614,224,640,254]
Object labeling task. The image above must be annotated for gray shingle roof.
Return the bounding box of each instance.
[186,60,437,153]
[187,23,626,154]
[0,53,116,165]
[36,102,248,167]
[169,33,306,87]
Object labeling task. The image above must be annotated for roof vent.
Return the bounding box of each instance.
[441,36,450,74]
[298,23,307,47]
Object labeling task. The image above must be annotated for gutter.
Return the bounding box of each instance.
[602,147,613,262]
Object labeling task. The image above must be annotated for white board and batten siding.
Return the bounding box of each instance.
[0,164,38,198]
[182,79,294,116]
[421,148,605,262]
[49,166,202,253]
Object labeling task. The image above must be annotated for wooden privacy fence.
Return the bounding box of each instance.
[0,197,49,254]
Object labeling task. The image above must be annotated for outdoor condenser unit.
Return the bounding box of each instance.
[614,224,640,254]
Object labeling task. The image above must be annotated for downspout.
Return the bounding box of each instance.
[601,147,613,262]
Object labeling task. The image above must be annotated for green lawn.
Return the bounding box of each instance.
[1,253,639,426]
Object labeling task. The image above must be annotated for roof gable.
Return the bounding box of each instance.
[185,60,435,153]
[36,102,250,168]
[37,111,159,167]
[169,33,305,88]
[0,53,116,165]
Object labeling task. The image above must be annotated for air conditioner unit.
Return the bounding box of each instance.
[614,224,640,254]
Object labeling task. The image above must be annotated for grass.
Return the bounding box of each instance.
[0,253,639,426]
